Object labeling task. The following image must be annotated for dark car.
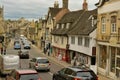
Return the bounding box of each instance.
[6,69,41,80]
[52,66,98,80]
[18,50,29,59]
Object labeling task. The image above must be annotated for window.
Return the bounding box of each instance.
[111,16,116,33]
[101,17,106,33]
[110,47,115,73]
[56,24,59,29]
[117,48,120,56]
[66,23,70,29]
[84,37,89,47]
[71,36,75,44]
[78,37,82,45]
[62,24,64,29]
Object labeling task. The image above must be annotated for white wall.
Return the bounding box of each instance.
[68,29,96,56]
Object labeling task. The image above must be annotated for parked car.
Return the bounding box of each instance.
[29,57,50,71]
[6,69,41,80]
[14,43,21,50]
[18,50,29,59]
[52,66,98,80]
[24,43,31,49]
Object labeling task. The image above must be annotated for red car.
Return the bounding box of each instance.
[6,69,41,80]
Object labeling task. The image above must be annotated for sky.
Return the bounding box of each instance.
[0,0,99,20]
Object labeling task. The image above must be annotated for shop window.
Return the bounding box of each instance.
[117,58,120,68]
[99,45,107,69]
[116,69,120,78]
[110,47,115,73]
[117,48,120,56]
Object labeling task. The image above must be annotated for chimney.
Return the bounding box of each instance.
[62,0,68,9]
[83,0,88,11]
[54,0,59,8]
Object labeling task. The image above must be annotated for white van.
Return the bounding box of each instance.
[0,54,20,75]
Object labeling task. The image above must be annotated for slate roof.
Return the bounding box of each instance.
[48,7,62,18]
[68,9,97,35]
[58,10,84,23]
[51,10,85,35]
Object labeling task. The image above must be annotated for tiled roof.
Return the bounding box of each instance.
[51,10,85,35]
[51,9,97,36]
[68,9,97,35]
[58,10,84,23]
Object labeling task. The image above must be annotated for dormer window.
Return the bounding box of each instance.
[56,24,59,29]
[62,24,64,29]
[66,23,70,29]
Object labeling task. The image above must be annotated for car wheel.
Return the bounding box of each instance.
[47,69,50,72]
[53,77,56,80]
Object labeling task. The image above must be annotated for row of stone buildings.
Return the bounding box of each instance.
[1,0,119,80]
[28,0,120,80]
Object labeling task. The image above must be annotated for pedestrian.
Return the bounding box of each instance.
[4,47,6,55]
[1,47,3,55]
[47,49,50,56]
[44,48,46,54]
[58,54,62,61]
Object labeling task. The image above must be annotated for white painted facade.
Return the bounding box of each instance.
[68,29,96,56]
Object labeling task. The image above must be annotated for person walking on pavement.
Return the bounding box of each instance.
[47,49,50,56]
[1,47,3,55]
[4,47,6,55]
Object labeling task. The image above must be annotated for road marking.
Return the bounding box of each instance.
[48,72,53,76]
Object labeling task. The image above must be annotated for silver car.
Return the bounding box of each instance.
[29,57,50,71]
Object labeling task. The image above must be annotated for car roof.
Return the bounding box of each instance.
[16,69,37,74]
[35,57,48,60]
[68,66,92,72]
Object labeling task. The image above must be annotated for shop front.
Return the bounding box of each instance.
[97,45,120,79]
[52,46,70,62]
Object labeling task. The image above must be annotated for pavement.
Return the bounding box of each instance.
[44,54,113,80]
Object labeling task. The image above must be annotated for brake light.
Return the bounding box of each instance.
[74,78,81,80]
[35,63,38,66]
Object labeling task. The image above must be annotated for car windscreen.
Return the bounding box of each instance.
[76,71,96,78]
[37,59,49,63]
[20,74,39,80]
